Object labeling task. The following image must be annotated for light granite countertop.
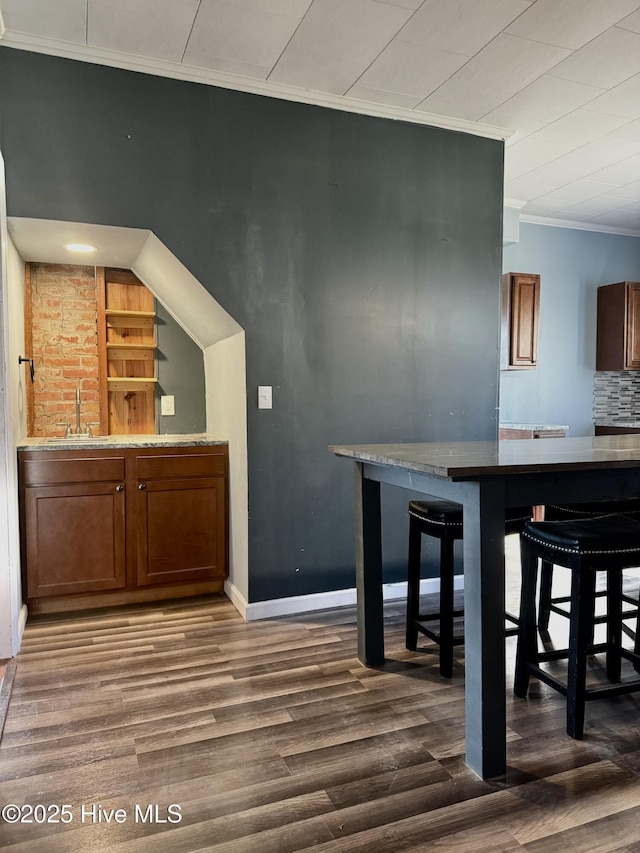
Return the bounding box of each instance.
[16,433,228,451]
[499,422,570,431]
[330,435,640,479]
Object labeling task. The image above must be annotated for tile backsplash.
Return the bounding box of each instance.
[593,371,640,421]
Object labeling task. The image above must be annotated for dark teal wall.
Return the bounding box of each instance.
[0,48,504,601]
[155,302,206,435]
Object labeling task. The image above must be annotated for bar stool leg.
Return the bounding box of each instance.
[405,517,421,651]
[514,541,539,698]
[606,569,623,683]
[538,559,554,630]
[634,599,640,675]
[438,533,455,678]
[566,565,595,739]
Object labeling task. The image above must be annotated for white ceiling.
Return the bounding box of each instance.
[2,0,640,236]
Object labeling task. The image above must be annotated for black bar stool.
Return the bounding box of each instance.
[406,500,533,677]
[539,499,640,633]
[514,514,640,739]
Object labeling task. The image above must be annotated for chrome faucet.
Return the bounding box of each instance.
[54,388,99,438]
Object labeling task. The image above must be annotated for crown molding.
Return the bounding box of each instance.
[0,31,512,142]
[503,198,528,210]
[520,213,640,239]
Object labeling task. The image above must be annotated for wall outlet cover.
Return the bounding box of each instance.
[258,386,272,409]
[161,395,175,416]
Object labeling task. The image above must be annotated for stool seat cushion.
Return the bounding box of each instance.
[523,514,640,557]
[516,512,640,739]
[409,500,463,526]
[409,500,531,527]
[545,498,640,521]
[407,499,530,676]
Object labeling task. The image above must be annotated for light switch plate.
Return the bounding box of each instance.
[258,386,272,409]
[161,395,175,416]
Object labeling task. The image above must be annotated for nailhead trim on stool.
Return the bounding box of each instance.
[514,514,640,739]
[539,498,640,635]
[406,500,532,678]
[544,499,640,521]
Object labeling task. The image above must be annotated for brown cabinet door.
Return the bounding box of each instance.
[626,283,640,369]
[596,282,640,370]
[509,274,539,367]
[501,273,540,369]
[25,482,126,597]
[136,476,227,586]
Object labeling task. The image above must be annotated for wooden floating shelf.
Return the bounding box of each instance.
[107,341,155,348]
[105,309,155,318]
[106,309,155,330]
[107,343,155,361]
[107,377,158,392]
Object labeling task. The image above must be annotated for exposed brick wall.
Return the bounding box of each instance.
[30,264,101,436]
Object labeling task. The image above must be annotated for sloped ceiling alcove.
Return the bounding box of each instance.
[8,218,242,346]
[7,216,249,601]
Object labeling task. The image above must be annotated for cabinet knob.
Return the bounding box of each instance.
[138,483,146,490]
[115,484,124,492]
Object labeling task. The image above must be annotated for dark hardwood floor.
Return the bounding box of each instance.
[3,547,640,851]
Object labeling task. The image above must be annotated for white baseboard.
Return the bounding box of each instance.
[224,576,464,622]
[223,579,248,618]
[17,604,27,645]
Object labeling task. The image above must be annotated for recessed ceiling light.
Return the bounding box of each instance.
[64,243,97,253]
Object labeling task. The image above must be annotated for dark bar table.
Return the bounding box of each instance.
[330,435,640,780]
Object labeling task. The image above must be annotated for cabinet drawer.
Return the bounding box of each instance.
[22,456,126,486]
[136,452,226,480]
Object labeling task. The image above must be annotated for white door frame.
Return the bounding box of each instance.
[0,150,27,659]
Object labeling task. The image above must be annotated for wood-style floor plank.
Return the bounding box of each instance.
[3,569,640,851]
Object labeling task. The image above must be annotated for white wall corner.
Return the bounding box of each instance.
[0,152,25,657]
[17,604,27,644]
[224,579,248,620]
[205,332,248,603]
[503,199,526,247]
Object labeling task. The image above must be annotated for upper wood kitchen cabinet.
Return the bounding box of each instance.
[596,282,640,370]
[501,272,540,369]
